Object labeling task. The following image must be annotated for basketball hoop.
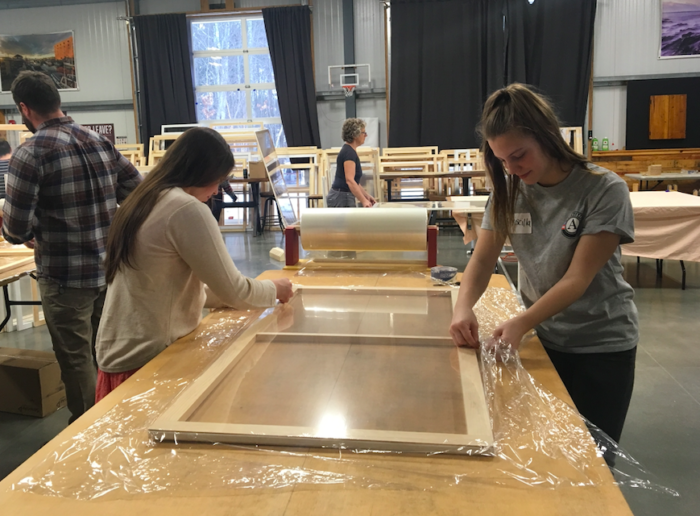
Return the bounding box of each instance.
[342,84,356,97]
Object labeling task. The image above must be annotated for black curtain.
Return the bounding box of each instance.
[133,14,196,149]
[505,0,597,126]
[389,0,503,149]
[263,6,321,147]
[389,0,596,147]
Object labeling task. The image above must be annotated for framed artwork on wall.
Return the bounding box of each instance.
[660,0,700,58]
[0,31,78,92]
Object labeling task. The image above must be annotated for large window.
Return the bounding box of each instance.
[190,16,287,148]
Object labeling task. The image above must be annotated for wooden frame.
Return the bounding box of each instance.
[560,127,584,155]
[379,147,442,201]
[149,286,494,455]
[115,143,145,166]
[209,121,264,132]
[275,147,321,194]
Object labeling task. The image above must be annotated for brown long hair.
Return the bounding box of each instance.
[478,83,589,239]
[104,127,234,283]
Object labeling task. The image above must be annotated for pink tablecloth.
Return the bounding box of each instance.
[453,192,700,262]
[622,192,700,262]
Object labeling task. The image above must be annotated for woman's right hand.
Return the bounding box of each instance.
[449,306,480,348]
[361,198,372,208]
[272,278,294,303]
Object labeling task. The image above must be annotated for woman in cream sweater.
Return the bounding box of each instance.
[94,128,293,401]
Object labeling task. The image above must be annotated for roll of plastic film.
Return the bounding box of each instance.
[300,208,428,251]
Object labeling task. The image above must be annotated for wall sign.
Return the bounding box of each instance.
[83,124,115,144]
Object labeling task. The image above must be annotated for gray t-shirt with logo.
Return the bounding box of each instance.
[482,165,639,354]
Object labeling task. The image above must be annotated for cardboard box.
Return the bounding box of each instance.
[642,164,663,176]
[248,161,267,179]
[0,347,66,417]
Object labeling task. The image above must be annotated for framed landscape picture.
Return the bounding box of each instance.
[0,31,78,92]
[661,0,700,58]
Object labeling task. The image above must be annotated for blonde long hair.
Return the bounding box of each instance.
[478,83,589,239]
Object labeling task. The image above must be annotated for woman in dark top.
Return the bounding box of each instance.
[327,118,376,208]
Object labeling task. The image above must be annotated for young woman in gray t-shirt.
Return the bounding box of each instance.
[450,83,638,445]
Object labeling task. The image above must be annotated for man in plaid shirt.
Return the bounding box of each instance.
[3,72,141,423]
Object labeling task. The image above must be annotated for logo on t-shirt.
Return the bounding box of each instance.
[561,211,584,238]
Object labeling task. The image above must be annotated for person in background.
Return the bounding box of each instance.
[95,128,293,401]
[450,83,638,448]
[0,139,11,210]
[209,178,238,224]
[327,118,376,208]
[2,71,142,423]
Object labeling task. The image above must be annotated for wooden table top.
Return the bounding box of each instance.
[0,253,36,288]
[0,270,632,515]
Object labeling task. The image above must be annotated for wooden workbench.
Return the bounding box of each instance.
[0,249,39,331]
[0,270,633,515]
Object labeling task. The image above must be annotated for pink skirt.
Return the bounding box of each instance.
[95,367,141,403]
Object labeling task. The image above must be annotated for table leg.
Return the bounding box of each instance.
[1,286,12,332]
[386,179,393,202]
[252,183,260,236]
[656,259,663,278]
[680,260,686,290]
[0,283,42,333]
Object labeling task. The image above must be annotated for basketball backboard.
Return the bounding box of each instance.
[328,63,372,96]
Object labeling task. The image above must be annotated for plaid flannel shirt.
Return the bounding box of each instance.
[2,117,142,288]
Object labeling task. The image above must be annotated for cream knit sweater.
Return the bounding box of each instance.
[96,187,276,373]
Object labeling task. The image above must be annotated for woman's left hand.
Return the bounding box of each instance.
[492,316,529,350]
[367,195,376,206]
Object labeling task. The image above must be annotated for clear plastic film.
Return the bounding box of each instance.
[11,286,677,501]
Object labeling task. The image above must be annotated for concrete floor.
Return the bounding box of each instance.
[0,229,697,515]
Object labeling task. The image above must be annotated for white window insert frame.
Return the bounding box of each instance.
[188,15,286,145]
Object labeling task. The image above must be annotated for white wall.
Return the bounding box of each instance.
[354,0,386,90]
[313,0,344,90]
[317,100,346,149]
[0,2,137,142]
[592,0,700,148]
[357,98,386,148]
[591,85,627,151]
[0,2,132,104]
[138,0,199,14]
[594,0,700,79]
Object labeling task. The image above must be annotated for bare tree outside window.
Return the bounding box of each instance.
[190,16,287,148]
